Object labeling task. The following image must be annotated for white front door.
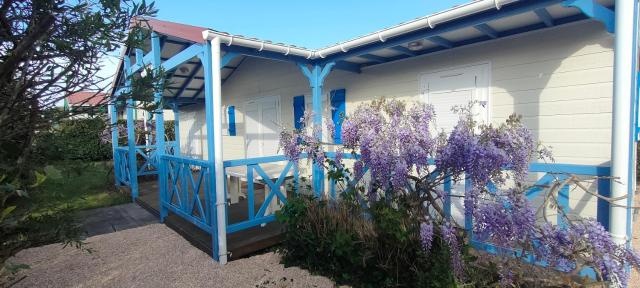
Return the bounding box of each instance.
[420,63,490,133]
[244,96,281,158]
[420,63,490,226]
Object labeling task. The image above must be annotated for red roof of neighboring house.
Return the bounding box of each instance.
[67,91,107,106]
[140,18,208,43]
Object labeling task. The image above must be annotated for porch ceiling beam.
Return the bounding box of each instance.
[562,0,614,33]
[222,56,246,86]
[534,8,554,27]
[161,43,204,72]
[333,61,361,73]
[473,23,499,39]
[358,12,587,69]
[167,87,200,91]
[428,36,454,48]
[222,45,310,64]
[317,0,566,65]
[389,46,417,56]
[359,53,388,63]
[174,61,202,98]
[172,75,205,80]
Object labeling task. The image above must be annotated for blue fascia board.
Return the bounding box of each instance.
[317,0,565,65]
[161,43,204,72]
[473,23,499,39]
[534,8,555,27]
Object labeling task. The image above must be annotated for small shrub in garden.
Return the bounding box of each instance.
[32,118,112,162]
[277,194,477,287]
[279,99,640,287]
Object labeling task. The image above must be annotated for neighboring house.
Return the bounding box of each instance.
[109,0,637,265]
[64,91,108,118]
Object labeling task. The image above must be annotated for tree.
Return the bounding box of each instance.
[0,0,157,183]
[0,0,161,267]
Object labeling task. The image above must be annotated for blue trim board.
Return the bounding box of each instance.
[293,95,305,130]
[228,106,236,136]
[330,89,346,144]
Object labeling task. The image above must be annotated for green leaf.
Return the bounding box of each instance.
[29,171,47,188]
[1,206,16,222]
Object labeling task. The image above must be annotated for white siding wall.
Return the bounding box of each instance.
[179,20,614,218]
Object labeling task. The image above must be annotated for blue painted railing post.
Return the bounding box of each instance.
[124,57,139,200]
[109,98,120,186]
[150,32,168,221]
[464,174,473,237]
[443,174,452,219]
[172,102,181,156]
[298,62,336,197]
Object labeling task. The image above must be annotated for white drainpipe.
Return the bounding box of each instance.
[209,36,228,264]
[610,0,636,245]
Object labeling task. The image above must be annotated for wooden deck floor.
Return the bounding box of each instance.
[136,178,283,260]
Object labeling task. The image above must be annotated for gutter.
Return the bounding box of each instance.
[202,0,519,60]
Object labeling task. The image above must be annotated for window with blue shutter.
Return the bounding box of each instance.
[228,105,236,136]
[330,89,346,144]
[293,95,305,130]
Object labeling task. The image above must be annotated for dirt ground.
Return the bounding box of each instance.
[6,224,335,288]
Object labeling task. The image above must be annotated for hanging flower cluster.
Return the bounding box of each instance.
[279,99,640,286]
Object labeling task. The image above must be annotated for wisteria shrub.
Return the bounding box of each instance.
[278,99,639,287]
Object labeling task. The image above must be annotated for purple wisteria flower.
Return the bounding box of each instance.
[419,222,434,252]
[278,99,640,286]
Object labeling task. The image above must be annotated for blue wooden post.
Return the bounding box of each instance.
[172,102,181,156]
[149,32,168,221]
[298,62,335,197]
[109,98,120,186]
[124,57,139,200]
[200,40,220,262]
[443,174,452,219]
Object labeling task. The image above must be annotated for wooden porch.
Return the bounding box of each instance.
[135,177,284,260]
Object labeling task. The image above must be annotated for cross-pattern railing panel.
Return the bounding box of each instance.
[223,155,300,234]
[135,141,178,176]
[160,154,214,234]
[114,147,131,186]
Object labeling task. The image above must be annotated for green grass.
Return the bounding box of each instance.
[1,161,129,263]
[27,161,129,215]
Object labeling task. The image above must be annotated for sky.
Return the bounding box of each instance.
[98,0,472,90]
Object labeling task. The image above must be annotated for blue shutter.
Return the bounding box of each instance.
[293,95,305,130]
[330,89,346,144]
[228,106,236,136]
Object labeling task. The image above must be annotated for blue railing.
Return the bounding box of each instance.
[223,155,300,233]
[159,154,215,234]
[114,147,130,186]
[136,141,177,176]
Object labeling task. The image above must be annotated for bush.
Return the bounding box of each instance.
[276,194,488,287]
[33,118,112,162]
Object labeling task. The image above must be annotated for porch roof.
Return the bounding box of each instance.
[111,0,615,105]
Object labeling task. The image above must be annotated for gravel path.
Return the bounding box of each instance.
[7,224,336,288]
